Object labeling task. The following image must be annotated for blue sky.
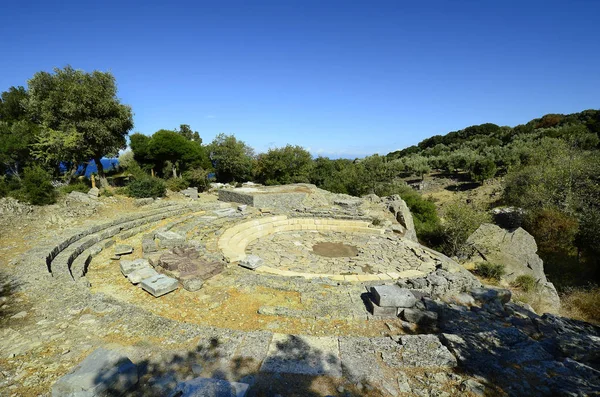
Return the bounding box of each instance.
[1,1,598,158]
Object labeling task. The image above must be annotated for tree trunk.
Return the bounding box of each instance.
[94,156,105,177]
[172,164,177,178]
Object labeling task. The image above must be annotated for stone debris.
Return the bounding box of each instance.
[114,244,134,256]
[87,187,100,198]
[157,247,224,291]
[168,377,249,397]
[155,230,186,248]
[127,266,159,284]
[119,258,151,276]
[140,274,179,297]
[181,187,199,200]
[239,255,263,270]
[51,348,138,397]
[142,234,158,253]
[213,208,237,217]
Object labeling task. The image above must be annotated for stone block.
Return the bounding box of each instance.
[370,285,416,308]
[120,259,151,276]
[365,294,398,317]
[239,255,263,270]
[181,187,198,200]
[141,274,179,297]
[51,348,138,397]
[114,244,134,256]
[127,267,159,284]
[400,308,438,326]
[142,235,157,253]
[88,187,100,198]
[470,288,512,304]
[168,377,249,397]
[155,231,185,248]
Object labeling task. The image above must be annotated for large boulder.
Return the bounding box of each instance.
[465,223,560,310]
[385,195,418,242]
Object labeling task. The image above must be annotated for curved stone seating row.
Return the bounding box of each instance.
[46,205,200,279]
[218,216,385,263]
[69,209,207,280]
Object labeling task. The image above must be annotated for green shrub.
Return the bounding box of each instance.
[512,274,537,292]
[474,262,506,281]
[100,188,114,197]
[58,181,89,195]
[22,165,57,205]
[183,168,211,192]
[0,177,8,198]
[165,177,189,192]
[127,177,166,198]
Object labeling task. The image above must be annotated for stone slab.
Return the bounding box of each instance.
[370,285,416,308]
[114,244,134,256]
[168,377,249,397]
[51,347,138,397]
[155,231,185,248]
[260,334,342,377]
[120,259,151,276]
[365,294,398,317]
[127,266,159,284]
[239,255,263,270]
[141,274,179,297]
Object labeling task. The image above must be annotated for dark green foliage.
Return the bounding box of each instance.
[0,177,8,198]
[182,168,211,192]
[255,145,313,185]
[27,66,133,175]
[470,157,497,183]
[474,262,506,281]
[127,177,166,198]
[208,134,255,183]
[22,165,56,205]
[165,178,189,192]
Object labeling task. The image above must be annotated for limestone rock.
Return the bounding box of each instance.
[51,347,138,396]
[120,259,151,276]
[155,230,185,248]
[466,224,546,283]
[127,266,158,284]
[141,274,178,297]
[114,244,133,256]
[370,285,416,308]
[239,255,263,270]
[182,187,199,200]
[385,195,417,242]
[400,308,438,326]
[87,187,100,198]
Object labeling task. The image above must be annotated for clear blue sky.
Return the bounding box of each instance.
[1,0,598,158]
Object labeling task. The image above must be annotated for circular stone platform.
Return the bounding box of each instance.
[248,230,437,276]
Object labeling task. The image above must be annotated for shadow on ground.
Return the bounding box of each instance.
[94,335,385,397]
[0,270,22,324]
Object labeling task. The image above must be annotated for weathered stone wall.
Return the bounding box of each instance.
[218,189,307,210]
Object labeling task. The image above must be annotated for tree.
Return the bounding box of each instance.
[177,124,202,144]
[255,145,313,185]
[470,157,497,183]
[208,134,255,182]
[27,66,133,176]
[440,200,491,257]
[147,129,207,178]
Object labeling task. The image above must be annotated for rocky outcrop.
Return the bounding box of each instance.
[465,223,560,310]
[385,195,418,242]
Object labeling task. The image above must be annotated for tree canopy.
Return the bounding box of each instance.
[27,66,133,175]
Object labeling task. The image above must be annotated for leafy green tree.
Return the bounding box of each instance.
[255,145,313,185]
[177,124,202,144]
[27,66,133,175]
[208,133,255,182]
[470,157,497,183]
[402,154,431,180]
[22,165,56,205]
[146,129,208,178]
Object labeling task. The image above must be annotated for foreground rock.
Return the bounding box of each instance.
[168,377,249,397]
[465,223,560,310]
[52,348,138,396]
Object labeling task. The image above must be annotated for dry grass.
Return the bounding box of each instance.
[560,286,600,325]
